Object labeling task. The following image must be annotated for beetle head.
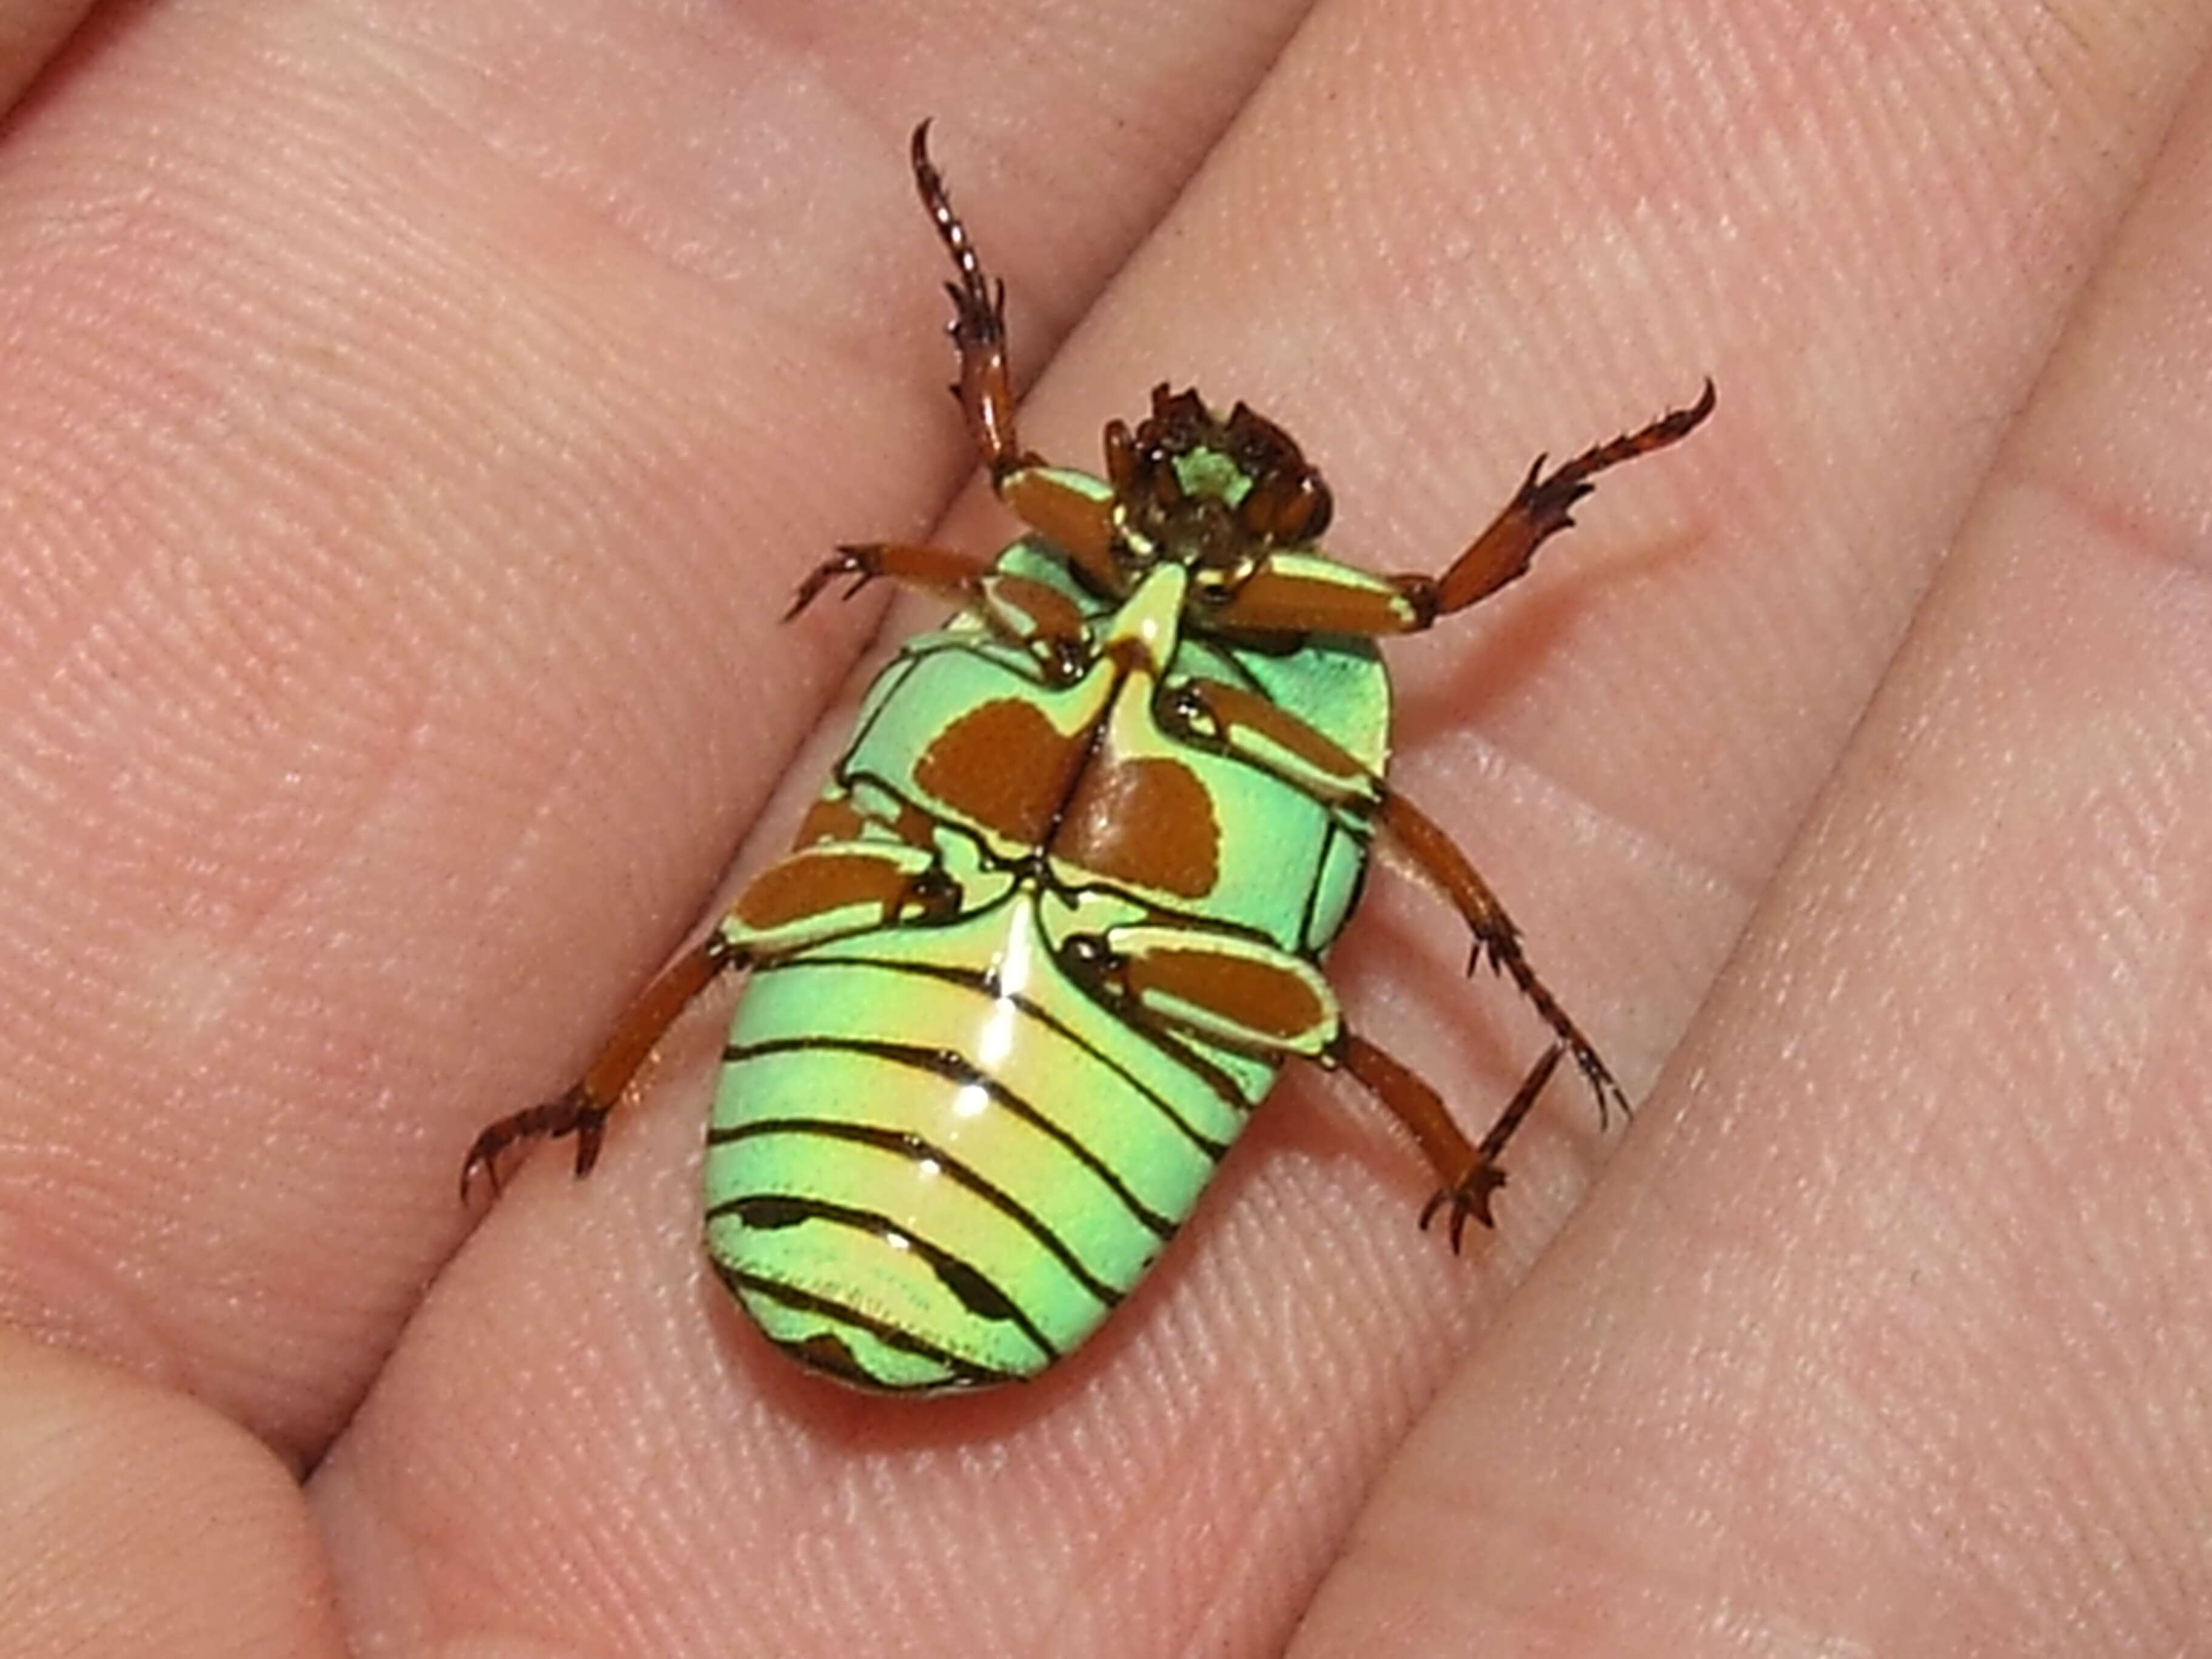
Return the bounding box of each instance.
[1104,386,1334,580]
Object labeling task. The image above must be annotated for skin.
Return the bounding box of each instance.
[1,0,2208,1653]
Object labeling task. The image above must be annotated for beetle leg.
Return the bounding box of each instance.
[1409,378,1714,621]
[905,129,1132,603]
[1157,675,1627,1125]
[1373,789,1629,1128]
[460,936,735,1201]
[788,542,1094,680]
[910,121,1034,486]
[460,840,962,1201]
[1338,1034,1566,1251]
[1070,921,1567,1241]
[1199,381,1714,638]
[786,542,993,618]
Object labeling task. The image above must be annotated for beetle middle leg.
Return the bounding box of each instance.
[785,540,1096,682]
[1372,790,1629,1127]
[1157,675,1628,1124]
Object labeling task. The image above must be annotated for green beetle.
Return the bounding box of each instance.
[463,124,1712,1392]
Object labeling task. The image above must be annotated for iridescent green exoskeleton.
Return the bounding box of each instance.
[463,123,1713,1392]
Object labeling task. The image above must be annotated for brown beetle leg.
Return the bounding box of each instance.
[1402,379,1715,624]
[1335,1036,1565,1250]
[1202,381,1715,638]
[1376,791,1629,1128]
[786,542,993,618]
[786,542,1094,679]
[1158,674,1630,1128]
[911,121,1034,486]
[460,839,962,1201]
[460,936,737,1200]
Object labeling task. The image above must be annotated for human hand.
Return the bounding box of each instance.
[5,2,2208,1654]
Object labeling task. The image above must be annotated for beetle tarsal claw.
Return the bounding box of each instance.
[1583,1061,1634,1130]
[1419,1163,1508,1253]
[458,1085,612,1202]
[785,547,880,618]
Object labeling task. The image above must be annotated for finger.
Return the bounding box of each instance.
[0,0,95,112]
[1289,39,2212,1659]
[320,2,2212,1656]
[0,0,1306,1455]
[0,1331,347,1657]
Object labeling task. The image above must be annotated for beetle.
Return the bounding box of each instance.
[462,122,1712,1392]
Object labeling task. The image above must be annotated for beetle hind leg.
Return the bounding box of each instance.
[1338,1033,1566,1250]
[460,936,736,1200]
[460,835,965,1203]
[1068,922,1568,1241]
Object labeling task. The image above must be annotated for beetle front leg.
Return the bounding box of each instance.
[461,839,961,1200]
[905,127,1136,602]
[1198,383,1714,638]
[794,126,1086,625]
[911,121,1033,486]
[1403,379,1715,622]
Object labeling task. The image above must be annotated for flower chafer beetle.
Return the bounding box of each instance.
[463,123,1713,1392]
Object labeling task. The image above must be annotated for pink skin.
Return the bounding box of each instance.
[1,1,2208,1655]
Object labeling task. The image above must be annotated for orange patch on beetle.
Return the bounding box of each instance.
[736,848,912,930]
[984,573,1089,645]
[792,796,868,848]
[1056,754,1219,898]
[1125,943,1324,1041]
[793,792,940,851]
[1196,681,1368,789]
[915,698,1082,848]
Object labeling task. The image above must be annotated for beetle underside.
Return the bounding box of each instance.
[461,121,1712,1391]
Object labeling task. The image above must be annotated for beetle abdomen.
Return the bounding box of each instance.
[703,895,1267,1390]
